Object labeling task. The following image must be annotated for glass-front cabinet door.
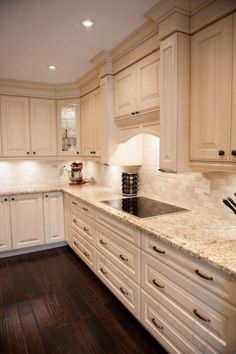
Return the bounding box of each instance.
[57,99,80,156]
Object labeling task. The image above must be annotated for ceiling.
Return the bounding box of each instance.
[0,0,157,85]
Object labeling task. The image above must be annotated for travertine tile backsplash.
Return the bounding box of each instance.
[0,134,236,221]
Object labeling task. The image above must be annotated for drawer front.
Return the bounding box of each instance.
[141,290,202,354]
[96,210,140,246]
[71,230,95,271]
[141,252,233,352]
[141,232,236,305]
[96,224,140,283]
[95,251,140,319]
[70,197,95,218]
[71,209,95,245]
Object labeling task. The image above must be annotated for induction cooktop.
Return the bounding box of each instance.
[102,196,188,219]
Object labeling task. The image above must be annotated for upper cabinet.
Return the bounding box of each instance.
[30,98,57,156]
[1,96,31,157]
[57,98,80,156]
[0,96,57,157]
[230,13,236,163]
[190,15,234,163]
[114,51,160,119]
[81,88,101,157]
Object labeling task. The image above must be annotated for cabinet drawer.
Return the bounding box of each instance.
[96,210,140,246]
[71,230,95,271]
[95,251,140,319]
[96,224,140,283]
[71,209,95,245]
[141,252,236,352]
[141,232,236,306]
[70,197,95,219]
[141,290,218,354]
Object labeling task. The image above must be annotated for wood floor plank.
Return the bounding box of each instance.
[0,247,167,354]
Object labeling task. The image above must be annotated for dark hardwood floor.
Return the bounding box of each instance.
[0,246,167,354]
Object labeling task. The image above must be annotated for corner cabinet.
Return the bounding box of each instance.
[0,197,12,251]
[10,193,45,249]
[81,88,101,157]
[43,192,64,244]
[0,96,31,157]
[57,98,81,156]
[30,99,57,156]
[114,51,160,119]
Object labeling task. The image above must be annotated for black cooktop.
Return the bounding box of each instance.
[102,196,188,218]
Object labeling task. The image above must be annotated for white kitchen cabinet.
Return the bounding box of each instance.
[30,98,57,156]
[11,193,44,249]
[114,51,159,119]
[190,15,232,162]
[1,96,30,157]
[43,192,64,244]
[81,88,101,157]
[231,13,236,163]
[64,193,71,245]
[160,33,190,172]
[57,98,80,156]
[0,196,12,252]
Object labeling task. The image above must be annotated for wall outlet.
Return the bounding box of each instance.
[202,179,211,195]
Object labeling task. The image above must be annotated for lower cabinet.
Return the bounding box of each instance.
[0,196,12,251]
[65,195,236,354]
[44,192,64,244]
[11,193,45,249]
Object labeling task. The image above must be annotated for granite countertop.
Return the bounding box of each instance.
[1,183,236,278]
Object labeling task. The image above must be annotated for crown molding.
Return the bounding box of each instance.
[76,67,100,96]
[0,79,80,99]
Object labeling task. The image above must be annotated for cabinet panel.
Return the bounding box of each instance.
[57,99,80,156]
[81,92,95,156]
[0,197,12,252]
[71,230,95,271]
[1,96,30,157]
[30,99,57,156]
[11,193,44,248]
[136,51,160,112]
[231,14,236,162]
[64,193,71,245]
[191,16,232,161]
[93,89,101,156]
[114,66,136,118]
[44,192,64,244]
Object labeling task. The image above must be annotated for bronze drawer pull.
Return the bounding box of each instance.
[119,287,128,296]
[119,254,128,262]
[99,239,107,246]
[83,251,90,258]
[152,279,165,289]
[195,269,213,281]
[73,218,78,224]
[74,241,78,248]
[151,318,163,330]
[83,226,89,232]
[193,309,211,323]
[100,268,107,275]
[72,201,77,206]
[82,207,89,212]
[152,246,165,254]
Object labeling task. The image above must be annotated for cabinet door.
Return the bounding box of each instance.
[1,96,30,157]
[0,197,12,252]
[30,99,57,156]
[44,192,64,244]
[114,65,136,118]
[136,51,160,113]
[231,14,236,162]
[57,99,80,156]
[81,92,95,156]
[93,89,101,156]
[64,193,71,245]
[190,16,232,161]
[11,193,44,249]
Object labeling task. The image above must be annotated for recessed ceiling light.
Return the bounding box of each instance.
[48,65,57,70]
[81,19,94,28]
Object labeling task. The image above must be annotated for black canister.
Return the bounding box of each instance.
[122,172,138,196]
